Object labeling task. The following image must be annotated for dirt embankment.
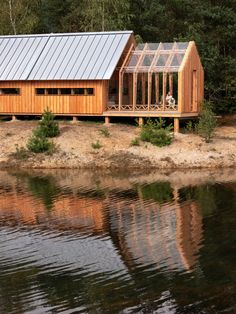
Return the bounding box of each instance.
[0,120,236,170]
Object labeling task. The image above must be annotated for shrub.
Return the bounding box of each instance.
[196,101,217,143]
[100,127,110,137]
[11,144,29,160]
[185,120,195,133]
[140,118,173,147]
[38,109,60,138]
[130,138,140,146]
[91,140,102,149]
[27,134,55,153]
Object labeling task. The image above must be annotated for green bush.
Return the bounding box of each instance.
[99,127,110,137]
[91,140,102,149]
[140,118,173,147]
[38,109,60,138]
[27,134,55,153]
[196,101,217,143]
[130,138,140,146]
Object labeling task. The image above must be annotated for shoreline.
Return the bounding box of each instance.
[0,121,236,170]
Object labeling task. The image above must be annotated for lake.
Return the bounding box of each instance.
[0,169,235,314]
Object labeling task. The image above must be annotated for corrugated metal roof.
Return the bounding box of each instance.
[0,31,133,81]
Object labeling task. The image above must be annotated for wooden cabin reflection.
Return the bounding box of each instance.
[0,183,203,272]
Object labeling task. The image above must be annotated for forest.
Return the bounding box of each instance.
[0,0,235,114]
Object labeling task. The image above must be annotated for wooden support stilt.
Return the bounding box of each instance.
[138,117,144,127]
[11,115,18,122]
[155,73,159,104]
[174,118,180,133]
[163,72,167,110]
[142,73,146,105]
[72,116,78,124]
[105,116,110,125]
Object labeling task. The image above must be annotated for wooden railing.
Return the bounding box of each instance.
[107,102,178,112]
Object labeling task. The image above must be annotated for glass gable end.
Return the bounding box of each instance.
[124,42,189,73]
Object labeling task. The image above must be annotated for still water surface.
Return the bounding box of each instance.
[0,169,235,314]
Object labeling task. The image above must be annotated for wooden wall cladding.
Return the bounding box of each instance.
[0,80,106,115]
[178,42,204,113]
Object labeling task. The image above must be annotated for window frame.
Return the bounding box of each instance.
[0,88,21,96]
[35,88,95,96]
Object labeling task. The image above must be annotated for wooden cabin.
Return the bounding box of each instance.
[0,31,204,131]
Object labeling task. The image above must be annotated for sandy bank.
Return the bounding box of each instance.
[0,120,235,170]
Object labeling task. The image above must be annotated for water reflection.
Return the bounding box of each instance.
[0,169,235,313]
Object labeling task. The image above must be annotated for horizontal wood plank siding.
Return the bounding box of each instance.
[0,80,105,115]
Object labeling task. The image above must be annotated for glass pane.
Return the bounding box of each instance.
[86,88,94,95]
[147,43,159,50]
[1,88,20,95]
[176,42,189,50]
[60,88,71,95]
[47,88,58,95]
[162,43,173,50]
[35,88,45,95]
[73,88,85,95]
[141,54,154,66]
[136,43,145,51]
[170,53,185,66]
[156,54,169,66]
[127,53,141,67]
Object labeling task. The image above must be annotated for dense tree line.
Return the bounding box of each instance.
[0,0,235,113]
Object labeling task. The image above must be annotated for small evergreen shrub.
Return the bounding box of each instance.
[185,120,195,133]
[140,118,173,147]
[130,138,140,146]
[91,140,102,149]
[27,134,55,153]
[196,101,217,143]
[100,127,110,137]
[38,109,60,138]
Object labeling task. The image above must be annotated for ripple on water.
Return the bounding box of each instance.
[0,170,235,314]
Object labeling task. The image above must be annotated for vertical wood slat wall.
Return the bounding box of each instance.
[0,80,105,115]
[178,42,204,113]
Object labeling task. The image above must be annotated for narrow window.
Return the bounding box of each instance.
[0,88,20,95]
[47,88,58,95]
[86,88,94,95]
[60,88,72,95]
[73,88,85,95]
[36,88,45,95]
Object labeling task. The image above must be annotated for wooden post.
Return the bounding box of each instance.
[11,115,18,122]
[142,73,146,105]
[163,72,167,110]
[105,116,110,125]
[155,73,159,104]
[169,73,173,95]
[128,73,133,105]
[148,72,152,111]
[174,118,180,133]
[72,116,78,124]
[138,117,144,127]
[118,71,123,111]
[133,73,137,111]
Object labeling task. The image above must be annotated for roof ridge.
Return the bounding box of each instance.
[0,31,133,38]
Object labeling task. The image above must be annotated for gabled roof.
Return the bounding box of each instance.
[124,42,189,73]
[0,31,133,81]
